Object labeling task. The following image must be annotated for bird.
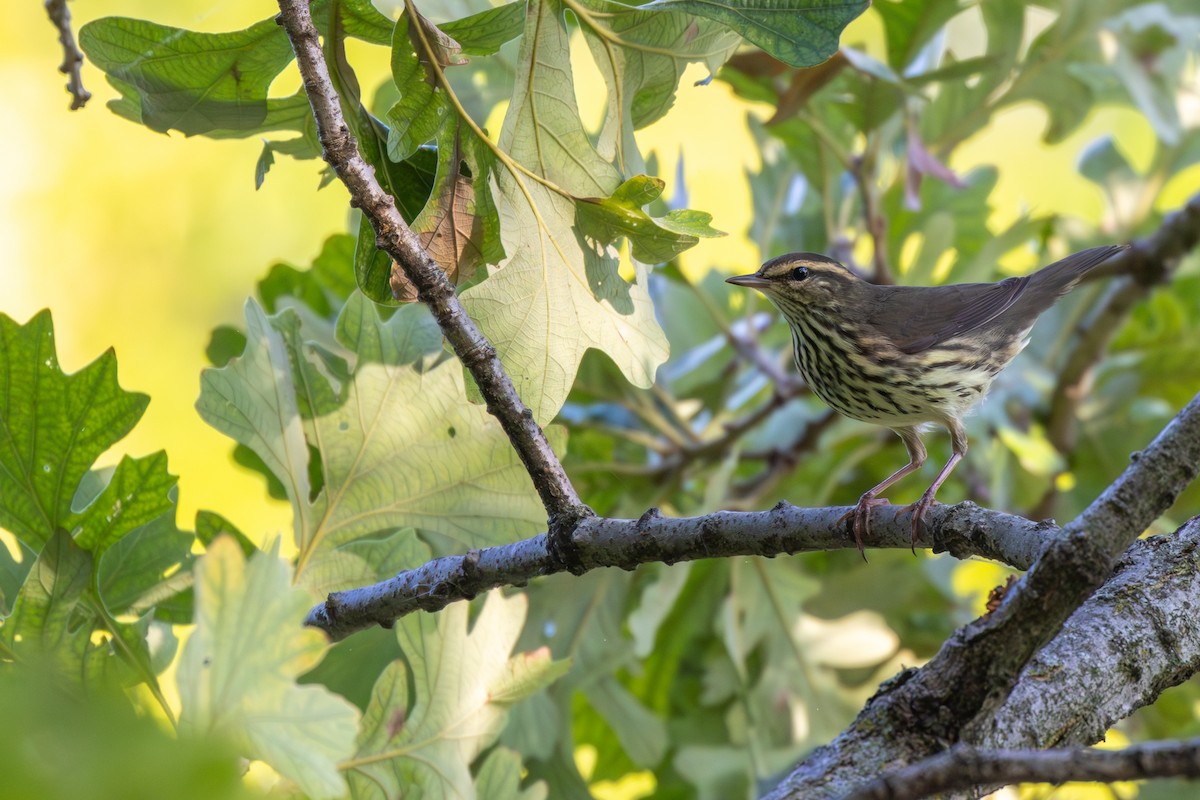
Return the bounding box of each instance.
[726,244,1128,557]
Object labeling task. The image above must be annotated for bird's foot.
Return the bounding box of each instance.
[899,491,939,554]
[837,496,890,561]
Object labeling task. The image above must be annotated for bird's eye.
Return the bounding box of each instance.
[790,266,810,282]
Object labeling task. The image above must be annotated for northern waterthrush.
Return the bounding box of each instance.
[727,244,1128,556]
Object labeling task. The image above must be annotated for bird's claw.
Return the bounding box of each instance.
[837,496,890,561]
[900,492,938,554]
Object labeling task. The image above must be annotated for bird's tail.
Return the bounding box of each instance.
[1030,244,1129,296]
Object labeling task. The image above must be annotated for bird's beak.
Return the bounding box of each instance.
[726,273,770,290]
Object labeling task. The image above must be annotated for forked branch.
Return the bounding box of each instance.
[274,0,593,561]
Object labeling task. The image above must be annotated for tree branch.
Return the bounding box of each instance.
[850,144,894,285]
[968,515,1200,751]
[1034,190,1200,518]
[274,0,593,564]
[44,0,91,110]
[305,500,1050,640]
[846,737,1200,800]
[765,389,1200,799]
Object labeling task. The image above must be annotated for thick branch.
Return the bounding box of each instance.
[305,501,1049,640]
[968,516,1200,751]
[274,0,592,560]
[766,390,1200,799]
[847,737,1200,800]
[45,0,91,109]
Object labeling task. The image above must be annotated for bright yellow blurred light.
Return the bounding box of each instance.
[2,1,352,543]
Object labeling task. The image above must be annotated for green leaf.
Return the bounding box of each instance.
[387,12,451,163]
[335,291,442,364]
[0,528,93,671]
[80,16,296,135]
[197,301,312,541]
[587,678,667,768]
[390,125,506,302]
[0,311,148,551]
[873,0,963,71]
[195,510,258,556]
[991,2,1119,145]
[461,0,669,423]
[355,215,395,303]
[205,325,248,368]
[324,4,437,288]
[0,668,253,800]
[462,178,670,423]
[313,0,397,46]
[299,528,430,595]
[97,505,195,623]
[310,234,362,302]
[66,466,193,623]
[301,298,559,563]
[82,612,161,690]
[259,264,336,317]
[441,2,528,56]
[499,0,621,196]
[300,624,405,712]
[575,0,740,171]
[71,452,176,557]
[361,9,506,304]
[178,537,359,800]
[1078,136,1142,220]
[347,592,569,799]
[475,748,549,800]
[884,166,1000,275]
[1107,4,1200,147]
[0,539,32,617]
[255,142,276,189]
[640,0,869,68]
[197,298,559,584]
[352,144,440,301]
[0,524,170,695]
[577,176,725,264]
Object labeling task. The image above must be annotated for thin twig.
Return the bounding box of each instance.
[844,738,1200,800]
[306,500,1051,640]
[274,0,593,566]
[850,141,894,285]
[732,409,838,502]
[44,0,91,110]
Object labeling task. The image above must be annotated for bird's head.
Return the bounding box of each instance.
[726,253,861,315]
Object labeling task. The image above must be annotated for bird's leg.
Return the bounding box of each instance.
[903,419,967,552]
[837,427,926,559]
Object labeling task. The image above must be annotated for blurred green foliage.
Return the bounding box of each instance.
[3,0,1199,798]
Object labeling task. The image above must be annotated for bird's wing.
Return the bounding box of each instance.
[865,246,1125,355]
[866,277,1030,355]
